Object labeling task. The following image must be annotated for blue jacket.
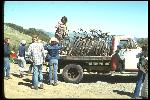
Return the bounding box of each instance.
[4,43,10,57]
[44,43,62,60]
[18,44,26,57]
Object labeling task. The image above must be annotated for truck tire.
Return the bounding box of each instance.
[62,64,83,83]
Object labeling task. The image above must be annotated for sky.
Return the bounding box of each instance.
[4,1,148,38]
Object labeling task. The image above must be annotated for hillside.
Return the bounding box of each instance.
[4,24,32,52]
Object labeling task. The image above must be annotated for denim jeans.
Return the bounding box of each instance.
[134,70,145,97]
[17,56,26,74]
[141,73,148,98]
[49,59,58,83]
[4,57,10,77]
[118,59,125,72]
[32,64,43,87]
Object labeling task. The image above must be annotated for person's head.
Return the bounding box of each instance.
[4,38,10,44]
[32,35,38,43]
[38,39,42,43]
[142,45,148,57]
[61,16,67,24]
[20,40,26,46]
[117,45,122,50]
[142,45,147,52]
[49,37,59,45]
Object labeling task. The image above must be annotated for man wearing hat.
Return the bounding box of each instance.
[44,37,62,86]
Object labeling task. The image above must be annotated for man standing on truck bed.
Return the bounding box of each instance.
[44,37,62,86]
[55,16,68,42]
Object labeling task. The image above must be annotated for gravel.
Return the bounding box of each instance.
[4,63,138,99]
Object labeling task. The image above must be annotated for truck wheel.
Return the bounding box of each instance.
[62,64,83,83]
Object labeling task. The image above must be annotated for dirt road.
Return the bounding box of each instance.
[4,63,138,99]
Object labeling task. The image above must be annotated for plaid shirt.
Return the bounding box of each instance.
[28,42,45,65]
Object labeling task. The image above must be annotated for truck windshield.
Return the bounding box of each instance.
[119,40,128,49]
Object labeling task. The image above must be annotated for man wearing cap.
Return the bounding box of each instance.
[17,40,26,78]
[44,37,62,86]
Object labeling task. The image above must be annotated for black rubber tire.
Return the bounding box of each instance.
[62,64,83,83]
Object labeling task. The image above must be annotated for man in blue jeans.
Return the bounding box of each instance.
[4,38,12,80]
[28,35,45,90]
[133,45,147,99]
[44,37,62,86]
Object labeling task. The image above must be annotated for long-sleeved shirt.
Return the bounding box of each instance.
[18,44,26,57]
[4,43,10,57]
[138,52,148,73]
[115,49,126,60]
[28,42,45,65]
[44,43,62,60]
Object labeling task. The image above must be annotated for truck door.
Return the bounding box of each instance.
[118,39,141,71]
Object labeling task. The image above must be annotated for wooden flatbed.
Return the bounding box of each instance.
[59,55,112,61]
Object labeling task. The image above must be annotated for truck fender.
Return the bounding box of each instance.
[111,55,119,71]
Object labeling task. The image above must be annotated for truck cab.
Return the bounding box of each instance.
[111,35,141,72]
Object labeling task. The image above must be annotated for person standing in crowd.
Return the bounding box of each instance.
[140,54,148,99]
[115,45,126,74]
[28,35,40,74]
[44,37,62,86]
[17,40,26,78]
[133,45,147,99]
[4,38,12,80]
[28,35,45,90]
[55,16,68,41]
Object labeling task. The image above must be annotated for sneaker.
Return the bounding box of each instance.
[7,76,12,79]
[48,82,53,85]
[19,74,24,78]
[31,86,38,90]
[4,77,9,80]
[141,96,148,99]
[39,84,43,89]
[120,71,124,74]
[133,96,142,99]
[53,82,58,86]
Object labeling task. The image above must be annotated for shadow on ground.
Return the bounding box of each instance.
[80,74,137,83]
[12,72,137,85]
[56,73,137,84]
[18,82,31,88]
[113,90,134,98]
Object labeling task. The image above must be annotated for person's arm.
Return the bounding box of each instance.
[55,22,61,28]
[139,55,147,73]
[57,43,63,49]
[4,44,10,57]
[27,44,32,56]
[41,45,45,63]
[44,44,48,50]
